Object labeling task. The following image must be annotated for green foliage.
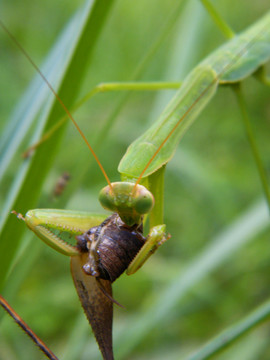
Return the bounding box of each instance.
[0,0,269,359]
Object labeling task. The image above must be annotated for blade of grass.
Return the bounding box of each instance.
[200,0,235,39]
[0,0,116,291]
[0,17,77,182]
[115,199,269,358]
[233,83,270,212]
[187,298,270,360]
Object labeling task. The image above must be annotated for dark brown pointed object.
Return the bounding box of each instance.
[70,214,146,359]
[71,254,114,360]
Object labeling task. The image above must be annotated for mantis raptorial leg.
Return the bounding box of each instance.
[0,2,270,360]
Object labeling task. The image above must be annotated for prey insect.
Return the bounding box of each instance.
[1,3,270,360]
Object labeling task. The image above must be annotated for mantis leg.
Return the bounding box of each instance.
[126,224,169,275]
[15,209,107,256]
[126,165,169,275]
[23,81,181,157]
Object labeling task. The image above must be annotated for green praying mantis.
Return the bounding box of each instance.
[0,2,270,360]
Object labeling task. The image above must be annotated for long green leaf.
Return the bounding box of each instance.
[0,0,115,291]
[119,11,270,178]
[187,298,270,360]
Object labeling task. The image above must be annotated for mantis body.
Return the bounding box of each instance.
[1,3,270,360]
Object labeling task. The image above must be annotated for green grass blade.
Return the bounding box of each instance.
[233,83,270,211]
[200,0,234,39]
[187,299,270,360]
[0,19,78,180]
[115,199,269,358]
[0,0,115,291]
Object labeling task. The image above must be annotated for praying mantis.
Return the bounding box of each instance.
[1,1,270,359]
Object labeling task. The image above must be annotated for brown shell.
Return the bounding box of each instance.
[77,213,145,282]
[97,214,145,282]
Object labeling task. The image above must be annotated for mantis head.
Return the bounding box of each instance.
[99,182,154,226]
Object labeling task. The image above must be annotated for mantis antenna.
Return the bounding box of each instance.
[0,19,112,191]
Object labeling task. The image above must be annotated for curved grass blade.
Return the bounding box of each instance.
[0,17,77,182]
[0,0,116,291]
[187,298,270,360]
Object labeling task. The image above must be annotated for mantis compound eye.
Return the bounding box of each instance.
[132,186,154,215]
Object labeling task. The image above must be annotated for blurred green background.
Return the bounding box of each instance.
[0,0,270,359]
